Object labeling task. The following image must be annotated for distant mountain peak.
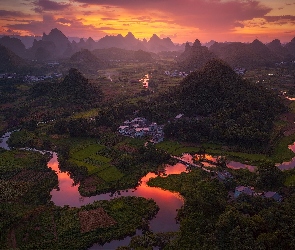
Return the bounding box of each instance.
[150,34,160,41]
[42,28,68,42]
[125,32,135,39]
[193,39,202,47]
[87,37,95,42]
[46,28,67,38]
[268,39,281,47]
[41,28,70,56]
[251,39,263,45]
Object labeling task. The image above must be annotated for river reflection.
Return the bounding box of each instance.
[140,74,149,88]
[49,153,186,234]
[4,130,295,249]
[227,161,256,172]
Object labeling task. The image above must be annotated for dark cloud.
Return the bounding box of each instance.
[264,15,295,22]
[56,17,72,24]
[82,11,94,15]
[0,10,27,17]
[4,14,108,38]
[33,0,71,13]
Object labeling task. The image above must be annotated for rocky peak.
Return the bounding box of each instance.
[193,39,202,47]
[149,34,161,42]
[125,32,135,39]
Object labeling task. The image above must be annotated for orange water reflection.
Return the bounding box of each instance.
[227,161,256,172]
[139,74,149,89]
[48,153,187,232]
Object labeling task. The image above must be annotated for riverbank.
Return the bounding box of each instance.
[4,125,295,249]
[0,133,162,250]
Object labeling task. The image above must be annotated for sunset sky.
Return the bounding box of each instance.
[0,0,295,43]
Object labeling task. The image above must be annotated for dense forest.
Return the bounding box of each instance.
[136,59,286,152]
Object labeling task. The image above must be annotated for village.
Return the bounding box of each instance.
[118,117,164,143]
[0,72,63,82]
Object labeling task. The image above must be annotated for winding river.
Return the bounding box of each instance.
[49,153,186,249]
[0,132,185,249]
[2,131,295,249]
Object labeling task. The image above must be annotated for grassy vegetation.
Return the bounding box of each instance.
[1,196,158,250]
[69,143,124,181]
[97,166,124,182]
[156,134,295,165]
[270,134,295,163]
[156,140,270,164]
[284,174,295,186]
[0,149,50,179]
[71,109,99,119]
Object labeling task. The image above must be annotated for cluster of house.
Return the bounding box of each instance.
[0,72,63,82]
[234,67,246,75]
[163,67,247,78]
[234,185,282,202]
[164,70,189,78]
[47,62,60,67]
[24,73,63,83]
[215,170,283,202]
[118,117,164,143]
[0,73,17,79]
[275,60,295,66]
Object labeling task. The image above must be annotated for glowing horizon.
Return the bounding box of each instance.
[0,0,295,44]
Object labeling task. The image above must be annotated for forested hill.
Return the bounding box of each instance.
[68,49,106,74]
[175,59,283,115]
[209,39,281,68]
[140,59,286,151]
[30,68,103,110]
[177,39,216,71]
[0,44,28,73]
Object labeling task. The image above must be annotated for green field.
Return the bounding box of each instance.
[155,139,290,165]
[69,143,124,181]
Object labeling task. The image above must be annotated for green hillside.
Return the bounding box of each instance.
[141,59,286,151]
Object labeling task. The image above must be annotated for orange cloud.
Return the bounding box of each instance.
[0,0,295,43]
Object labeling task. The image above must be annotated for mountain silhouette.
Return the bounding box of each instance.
[209,39,280,68]
[177,39,216,71]
[0,44,28,73]
[0,36,26,58]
